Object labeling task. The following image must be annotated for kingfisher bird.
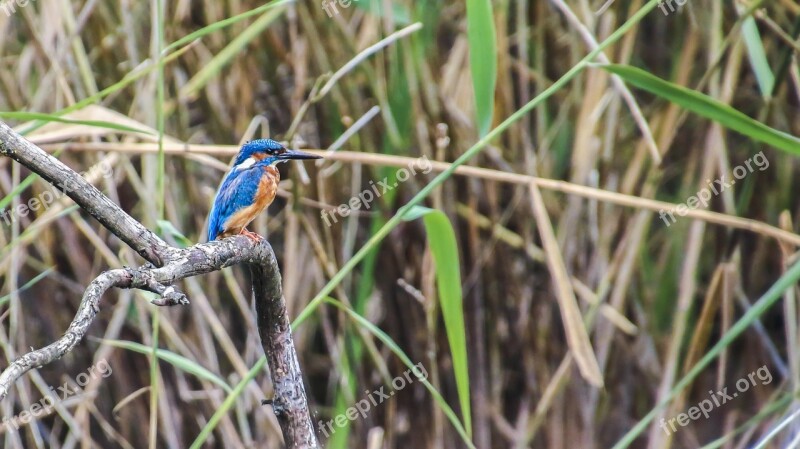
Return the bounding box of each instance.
[207,139,321,242]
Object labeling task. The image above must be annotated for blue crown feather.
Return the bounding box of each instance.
[234,139,286,166]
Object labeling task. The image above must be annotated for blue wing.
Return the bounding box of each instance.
[207,166,262,241]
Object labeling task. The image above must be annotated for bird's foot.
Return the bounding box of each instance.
[240,228,264,242]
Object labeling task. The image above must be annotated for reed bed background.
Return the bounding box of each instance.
[1,0,800,448]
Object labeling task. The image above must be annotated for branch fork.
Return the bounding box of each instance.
[0,121,319,448]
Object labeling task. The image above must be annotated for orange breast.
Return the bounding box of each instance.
[220,166,280,237]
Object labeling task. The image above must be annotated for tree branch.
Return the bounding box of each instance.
[252,260,317,446]
[0,121,177,266]
[0,121,319,448]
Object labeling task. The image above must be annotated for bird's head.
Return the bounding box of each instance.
[233,139,321,170]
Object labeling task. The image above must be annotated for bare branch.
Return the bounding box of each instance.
[0,122,319,448]
[0,269,124,399]
[0,121,177,266]
[252,259,317,446]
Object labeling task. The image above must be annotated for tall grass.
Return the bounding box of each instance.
[0,0,799,448]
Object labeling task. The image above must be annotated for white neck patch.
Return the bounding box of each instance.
[234,157,256,171]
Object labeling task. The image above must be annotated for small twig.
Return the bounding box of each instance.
[135,270,190,306]
[755,11,800,54]
[314,22,423,100]
[317,105,381,167]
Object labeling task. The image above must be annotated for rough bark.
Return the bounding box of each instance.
[0,120,319,448]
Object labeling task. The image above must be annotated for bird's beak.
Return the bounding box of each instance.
[278,149,322,161]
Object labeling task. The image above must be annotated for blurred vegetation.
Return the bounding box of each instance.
[1,0,800,448]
